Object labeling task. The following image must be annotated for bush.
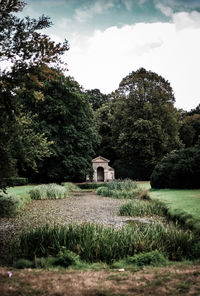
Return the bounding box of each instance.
[14,258,33,269]
[150,147,200,189]
[2,177,28,187]
[77,183,104,190]
[119,199,166,217]
[54,249,80,267]
[0,193,21,217]
[13,223,200,263]
[126,250,168,267]
[29,184,68,200]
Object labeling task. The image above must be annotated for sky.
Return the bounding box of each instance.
[19,0,200,111]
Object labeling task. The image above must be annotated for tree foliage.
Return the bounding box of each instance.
[97,68,182,179]
[20,66,99,182]
[150,147,200,189]
[0,0,69,189]
[179,113,200,148]
[85,88,108,110]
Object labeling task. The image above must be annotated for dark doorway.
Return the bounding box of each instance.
[97,167,104,182]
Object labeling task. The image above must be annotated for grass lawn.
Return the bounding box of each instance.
[6,185,36,198]
[139,181,200,230]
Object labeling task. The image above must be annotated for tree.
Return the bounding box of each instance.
[110,68,182,179]
[85,89,108,110]
[94,102,116,162]
[150,147,200,189]
[187,103,200,116]
[179,114,200,147]
[0,0,68,189]
[20,66,99,182]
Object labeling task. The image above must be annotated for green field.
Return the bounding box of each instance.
[7,185,36,197]
[138,181,200,231]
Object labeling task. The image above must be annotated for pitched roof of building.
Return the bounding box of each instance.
[92,156,110,163]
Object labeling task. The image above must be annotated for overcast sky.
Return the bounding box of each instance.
[20,0,200,111]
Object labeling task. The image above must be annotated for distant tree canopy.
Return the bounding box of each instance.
[179,114,200,148]
[187,103,200,116]
[179,103,200,148]
[1,2,199,186]
[0,0,68,189]
[150,147,200,189]
[19,66,99,182]
[96,68,182,179]
[85,89,108,110]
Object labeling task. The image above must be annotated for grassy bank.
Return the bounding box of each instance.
[137,181,200,232]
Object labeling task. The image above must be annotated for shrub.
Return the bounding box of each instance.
[2,177,28,187]
[150,147,200,189]
[0,193,21,217]
[78,183,104,190]
[14,258,33,269]
[119,199,166,217]
[13,223,200,263]
[96,186,110,196]
[29,184,68,200]
[54,249,80,267]
[126,250,168,267]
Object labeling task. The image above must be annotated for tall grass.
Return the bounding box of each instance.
[61,182,80,192]
[119,199,167,217]
[29,184,68,200]
[96,179,150,200]
[13,223,200,263]
[97,185,149,200]
[106,179,138,191]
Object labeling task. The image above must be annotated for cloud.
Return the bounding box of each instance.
[173,11,200,30]
[74,0,114,23]
[155,3,173,17]
[67,11,200,111]
[123,0,134,11]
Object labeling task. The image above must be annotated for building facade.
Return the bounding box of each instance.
[86,156,115,182]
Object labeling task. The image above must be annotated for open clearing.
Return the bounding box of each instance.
[1,186,200,295]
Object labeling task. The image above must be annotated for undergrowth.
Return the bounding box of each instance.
[14,250,169,270]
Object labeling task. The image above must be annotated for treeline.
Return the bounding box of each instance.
[94,68,200,180]
[0,1,200,189]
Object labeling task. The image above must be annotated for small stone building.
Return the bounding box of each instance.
[86,156,115,182]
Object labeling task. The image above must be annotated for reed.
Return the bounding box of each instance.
[29,183,68,200]
[97,179,150,199]
[13,222,200,263]
[119,199,167,216]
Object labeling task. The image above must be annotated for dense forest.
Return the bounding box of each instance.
[1,0,200,189]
